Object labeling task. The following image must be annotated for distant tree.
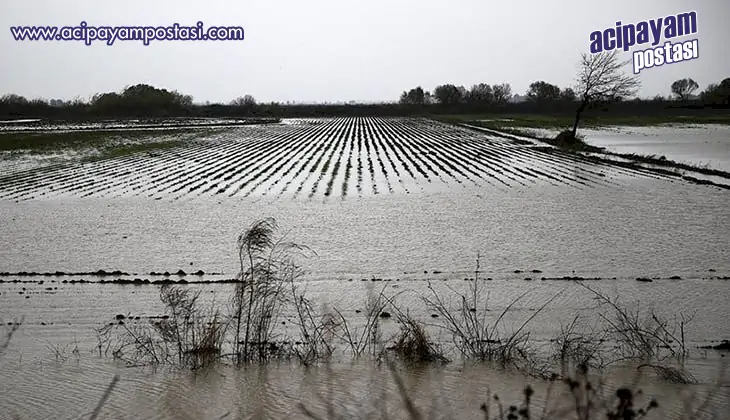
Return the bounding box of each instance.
[457,85,468,102]
[231,94,257,107]
[424,90,435,105]
[69,97,86,107]
[0,94,29,105]
[91,92,123,111]
[121,84,164,106]
[86,84,193,116]
[492,83,512,104]
[701,83,718,96]
[121,84,193,109]
[433,84,463,105]
[172,92,194,107]
[398,87,425,105]
[526,81,561,103]
[670,78,699,101]
[701,83,718,104]
[28,98,48,107]
[0,94,65,117]
[465,83,494,104]
[560,88,577,102]
[570,51,640,138]
[700,78,730,106]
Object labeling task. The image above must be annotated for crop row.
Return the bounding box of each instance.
[0,118,673,201]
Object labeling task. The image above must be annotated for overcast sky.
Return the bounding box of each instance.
[1,0,728,104]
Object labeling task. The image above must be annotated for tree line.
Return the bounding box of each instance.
[399,82,575,105]
[0,75,728,120]
[396,52,725,141]
[399,84,518,105]
[399,77,729,107]
[0,85,274,119]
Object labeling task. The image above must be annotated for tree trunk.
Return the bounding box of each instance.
[572,100,588,138]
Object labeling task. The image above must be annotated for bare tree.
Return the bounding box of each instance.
[671,78,699,101]
[571,51,640,138]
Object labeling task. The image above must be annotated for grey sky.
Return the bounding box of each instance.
[1,0,728,104]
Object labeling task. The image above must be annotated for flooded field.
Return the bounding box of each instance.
[1,118,729,419]
[0,117,664,200]
[508,124,730,172]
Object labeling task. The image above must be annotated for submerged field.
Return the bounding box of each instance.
[0,117,705,201]
[1,117,729,419]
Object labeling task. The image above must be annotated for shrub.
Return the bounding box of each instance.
[554,130,590,151]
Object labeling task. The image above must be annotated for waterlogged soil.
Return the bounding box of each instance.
[0,118,729,419]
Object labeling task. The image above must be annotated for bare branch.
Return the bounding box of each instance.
[577,51,640,103]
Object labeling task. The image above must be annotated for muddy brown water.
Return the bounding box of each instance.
[1,120,729,419]
[0,356,728,420]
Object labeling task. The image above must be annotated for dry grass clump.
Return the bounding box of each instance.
[231,218,296,364]
[574,282,696,384]
[335,284,390,359]
[156,285,225,367]
[551,315,607,375]
[95,284,224,369]
[289,279,338,365]
[423,254,560,373]
[389,310,448,365]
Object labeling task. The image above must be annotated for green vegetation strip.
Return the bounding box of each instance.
[0,128,209,152]
[436,113,730,129]
[0,128,228,170]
